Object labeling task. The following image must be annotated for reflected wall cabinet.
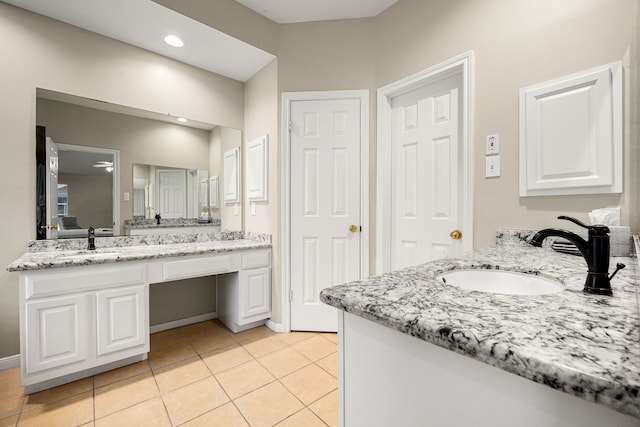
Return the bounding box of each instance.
[519,61,622,196]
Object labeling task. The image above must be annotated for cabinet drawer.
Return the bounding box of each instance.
[242,250,271,269]
[163,254,233,281]
[25,264,146,299]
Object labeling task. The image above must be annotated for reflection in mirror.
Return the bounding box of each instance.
[35,88,243,239]
[133,164,209,220]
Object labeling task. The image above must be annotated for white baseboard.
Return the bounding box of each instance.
[0,354,20,371]
[149,312,217,334]
[266,319,289,333]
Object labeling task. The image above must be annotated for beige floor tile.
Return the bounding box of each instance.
[316,352,338,378]
[95,397,170,427]
[0,387,25,419]
[94,372,159,419]
[281,364,337,406]
[240,334,288,358]
[0,368,22,392]
[277,331,317,346]
[150,328,187,349]
[182,402,249,427]
[162,377,229,426]
[293,335,337,361]
[153,357,211,393]
[201,344,253,375]
[0,414,18,427]
[79,423,94,427]
[257,346,311,379]
[18,390,93,427]
[148,341,198,370]
[232,326,275,344]
[23,377,93,410]
[309,389,339,427]
[190,332,236,355]
[179,321,223,339]
[215,360,275,400]
[320,332,339,344]
[94,360,150,388]
[234,381,304,427]
[276,408,327,427]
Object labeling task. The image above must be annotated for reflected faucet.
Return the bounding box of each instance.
[155,213,161,225]
[529,216,625,296]
[87,226,96,251]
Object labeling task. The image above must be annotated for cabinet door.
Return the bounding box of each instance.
[96,285,147,357]
[25,294,90,374]
[239,267,271,323]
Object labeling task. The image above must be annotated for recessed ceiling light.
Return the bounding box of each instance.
[177,117,188,123]
[163,34,184,48]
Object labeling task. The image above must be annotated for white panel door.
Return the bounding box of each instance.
[391,74,462,270]
[157,169,186,218]
[45,137,59,239]
[290,98,361,331]
[25,294,89,374]
[96,285,147,357]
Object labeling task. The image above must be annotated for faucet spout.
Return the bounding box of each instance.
[87,226,96,251]
[529,216,623,296]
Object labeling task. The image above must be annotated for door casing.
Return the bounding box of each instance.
[281,90,369,333]
[377,51,475,274]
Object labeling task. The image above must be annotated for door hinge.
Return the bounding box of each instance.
[288,120,292,133]
[289,289,293,302]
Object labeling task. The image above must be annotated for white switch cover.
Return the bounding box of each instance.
[485,155,501,177]
[486,134,500,155]
[251,202,256,216]
[123,192,130,201]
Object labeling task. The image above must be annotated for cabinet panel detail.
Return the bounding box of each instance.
[239,267,271,322]
[96,285,147,357]
[163,255,232,281]
[25,294,89,374]
[26,264,146,299]
[241,250,270,270]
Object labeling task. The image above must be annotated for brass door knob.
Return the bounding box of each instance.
[349,224,358,233]
[450,229,462,240]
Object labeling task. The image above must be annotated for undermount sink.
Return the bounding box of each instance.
[437,269,563,295]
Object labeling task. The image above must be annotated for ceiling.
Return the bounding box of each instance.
[234,0,399,24]
[3,0,399,81]
[2,0,275,82]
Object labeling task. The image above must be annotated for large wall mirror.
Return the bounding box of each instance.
[35,88,243,239]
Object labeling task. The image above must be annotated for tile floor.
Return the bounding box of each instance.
[0,320,339,427]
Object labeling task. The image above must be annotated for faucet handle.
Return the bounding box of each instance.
[558,215,589,229]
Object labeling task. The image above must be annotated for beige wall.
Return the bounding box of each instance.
[0,3,244,358]
[374,0,638,247]
[58,173,113,229]
[244,59,280,322]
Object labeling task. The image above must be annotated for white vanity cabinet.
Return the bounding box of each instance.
[218,250,271,332]
[19,263,149,393]
[16,245,272,393]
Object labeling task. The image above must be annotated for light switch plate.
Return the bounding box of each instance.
[123,192,130,201]
[485,155,501,177]
[486,134,500,155]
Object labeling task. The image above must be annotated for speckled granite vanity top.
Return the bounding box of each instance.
[7,231,270,272]
[123,218,221,230]
[321,240,640,418]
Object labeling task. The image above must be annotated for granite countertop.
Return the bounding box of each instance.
[320,244,640,418]
[8,233,270,272]
[124,218,222,230]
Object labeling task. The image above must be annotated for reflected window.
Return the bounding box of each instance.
[57,184,68,217]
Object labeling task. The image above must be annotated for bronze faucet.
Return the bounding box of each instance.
[529,216,625,296]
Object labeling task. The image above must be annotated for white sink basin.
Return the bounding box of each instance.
[437,269,563,295]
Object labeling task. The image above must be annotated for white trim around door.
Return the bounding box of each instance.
[281,90,370,332]
[376,51,474,275]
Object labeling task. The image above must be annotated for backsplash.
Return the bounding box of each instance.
[496,229,635,256]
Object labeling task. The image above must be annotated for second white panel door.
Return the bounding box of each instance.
[290,98,362,332]
[391,73,462,270]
